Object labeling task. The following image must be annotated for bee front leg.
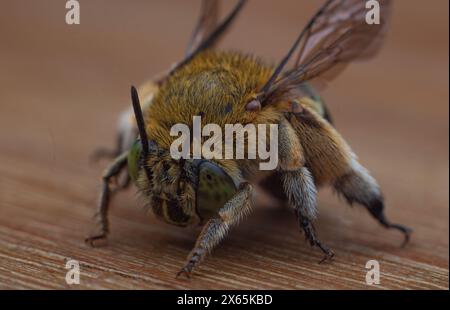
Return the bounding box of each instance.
[177,182,252,278]
[281,167,334,263]
[85,152,129,247]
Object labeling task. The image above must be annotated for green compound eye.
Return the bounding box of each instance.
[128,140,142,183]
[196,161,237,220]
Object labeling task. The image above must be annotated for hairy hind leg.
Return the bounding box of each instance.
[334,159,412,246]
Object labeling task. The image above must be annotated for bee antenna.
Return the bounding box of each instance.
[131,86,149,154]
[130,86,153,181]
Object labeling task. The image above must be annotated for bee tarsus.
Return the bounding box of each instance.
[85,233,108,247]
[301,218,335,264]
[367,203,413,247]
[333,161,413,247]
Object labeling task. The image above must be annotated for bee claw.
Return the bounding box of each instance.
[176,267,192,279]
[85,234,108,247]
[385,222,412,248]
[318,250,335,264]
[311,237,334,264]
[401,234,410,248]
[300,219,335,264]
[399,228,412,248]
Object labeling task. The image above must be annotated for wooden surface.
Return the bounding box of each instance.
[0,0,448,289]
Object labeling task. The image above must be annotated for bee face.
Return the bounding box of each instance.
[128,140,237,226]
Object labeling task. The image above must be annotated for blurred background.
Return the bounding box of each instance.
[0,0,448,289]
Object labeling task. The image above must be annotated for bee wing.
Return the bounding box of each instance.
[185,0,220,57]
[157,0,246,84]
[259,0,392,106]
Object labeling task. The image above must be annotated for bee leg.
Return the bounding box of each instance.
[334,160,412,247]
[281,167,334,263]
[85,152,129,247]
[279,117,304,171]
[115,173,131,192]
[177,183,252,278]
[278,117,334,263]
[90,133,123,163]
[90,106,139,163]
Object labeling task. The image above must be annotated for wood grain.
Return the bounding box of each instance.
[0,0,448,289]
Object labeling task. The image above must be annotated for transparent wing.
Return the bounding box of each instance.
[157,0,246,84]
[261,0,392,105]
[185,0,220,57]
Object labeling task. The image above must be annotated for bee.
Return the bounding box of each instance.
[87,0,411,278]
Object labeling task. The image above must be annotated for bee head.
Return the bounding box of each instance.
[128,86,237,225]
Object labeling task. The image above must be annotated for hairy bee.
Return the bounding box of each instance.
[87,0,411,277]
